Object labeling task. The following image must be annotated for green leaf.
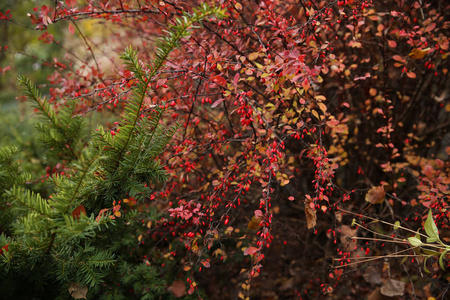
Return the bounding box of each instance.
[422,248,442,256]
[427,236,438,243]
[400,255,408,265]
[408,237,422,247]
[393,221,400,230]
[423,256,431,273]
[439,249,449,270]
[424,209,440,241]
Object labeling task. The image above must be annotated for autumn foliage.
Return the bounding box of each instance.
[1,0,450,299]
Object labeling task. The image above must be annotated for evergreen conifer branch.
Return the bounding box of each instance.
[0,145,19,163]
[7,185,52,217]
[17,76,59,129]
[17,76,82,161]
[0,145,31,189]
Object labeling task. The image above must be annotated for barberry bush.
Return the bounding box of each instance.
[1,0,449,299]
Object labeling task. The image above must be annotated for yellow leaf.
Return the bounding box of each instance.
[408,48,430,59]
[249,52,259,61]
[317,102,327,113]
[235,2,242,10]
[280,178,290,186]
[247,216,261,230]
[254,62,263,69]
[183,265,191,271]
[312,110,320,120]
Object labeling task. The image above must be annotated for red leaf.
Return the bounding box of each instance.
[244,246,259,255]
[41,5,49,16]
[0,243,9,255]
[211,75,227,86]
[425,22,436,32]
[68,23,75,35]
[233,73,240,86]
[187,286,195,295]
[254,209,263,217]
[66,0,77,8]
[211,98,224,108]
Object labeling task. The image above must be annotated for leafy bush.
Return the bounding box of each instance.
[1,0,449,299]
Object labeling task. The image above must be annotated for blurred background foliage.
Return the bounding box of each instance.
[0,0,66,194]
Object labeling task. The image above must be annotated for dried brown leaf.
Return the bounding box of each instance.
[363,266,383,285]
[305,204,317,229]
[339,225,358,249]
[380,279,405,297]
[68,283,87,299]
[168,280,186,298]
[365,186,385,204]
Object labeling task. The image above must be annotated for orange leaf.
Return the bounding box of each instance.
[406,71,416,78]
[392,55,403,61]
[201,260,211,268]
[72,205,86,219]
